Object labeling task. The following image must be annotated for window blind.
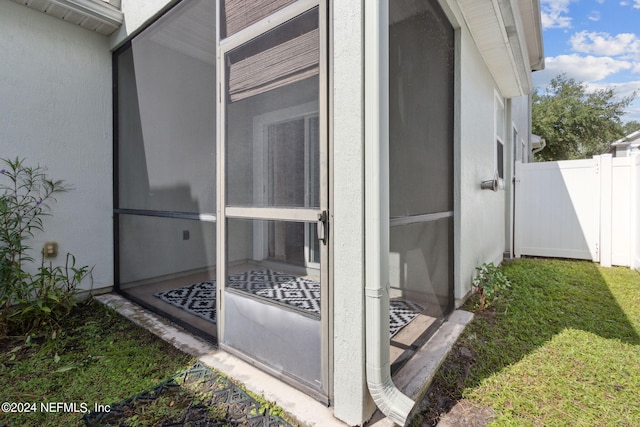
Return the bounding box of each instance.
[221,0,297,38]
[226,7,319,102]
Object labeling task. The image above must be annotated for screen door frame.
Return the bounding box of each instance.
[216,0,330,400]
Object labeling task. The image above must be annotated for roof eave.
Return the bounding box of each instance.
[455,0,544,97]
[612,130,640,146]
[12,0,123,36]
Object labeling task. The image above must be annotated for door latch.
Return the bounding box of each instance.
[317,210,329,245]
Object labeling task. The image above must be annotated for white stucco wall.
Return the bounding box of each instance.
[439,0,510,302]
[332,0,376,424]
[511,95,531,162]
[504,95,531,256]
[1,1,113,291]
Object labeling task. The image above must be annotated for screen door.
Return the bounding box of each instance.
[218,4,328,398]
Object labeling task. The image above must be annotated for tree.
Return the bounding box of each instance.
[622,120,640,136]
[532,74,635,161]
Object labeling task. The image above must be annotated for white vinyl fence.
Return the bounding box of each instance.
[515,154,640,270]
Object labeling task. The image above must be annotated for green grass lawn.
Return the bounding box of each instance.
[0,300,195,427]
[427,259,640,426]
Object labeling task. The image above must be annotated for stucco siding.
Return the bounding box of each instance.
[456,21,508,302]
[1,1,113,290]
[510,96,531,156]
[332,1,376,424]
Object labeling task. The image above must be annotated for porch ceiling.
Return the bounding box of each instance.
[11,0,123,36]
[455,0,544,97]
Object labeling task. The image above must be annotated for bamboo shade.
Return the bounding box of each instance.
[222,0,297,37]
[227,24,318,102]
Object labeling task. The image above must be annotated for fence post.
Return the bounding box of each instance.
[600,154,612,267]
[514,160,521,258]
[632,156,640,272]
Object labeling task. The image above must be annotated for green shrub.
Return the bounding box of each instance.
[472,262,511,310]
[0,157,91,336]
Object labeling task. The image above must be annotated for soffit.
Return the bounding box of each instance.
[12,0,123,36]
[455,0,543,97]
[142,0,216,66]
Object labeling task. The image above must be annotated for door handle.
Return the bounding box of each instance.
[317,210,328,245]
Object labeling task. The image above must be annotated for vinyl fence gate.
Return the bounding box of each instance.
[514,154,640,270]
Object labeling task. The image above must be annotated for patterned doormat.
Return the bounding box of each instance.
[155,269,423,337]
[83,362,293,427]
[154,269,320,322]
[389,299,425,336]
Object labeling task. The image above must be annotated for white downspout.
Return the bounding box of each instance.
[364,1,415,425]
[531,134,546,155]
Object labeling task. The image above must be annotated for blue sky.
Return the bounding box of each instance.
[532,0,640,123]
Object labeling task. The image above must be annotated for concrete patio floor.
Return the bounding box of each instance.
[95,293,472,426]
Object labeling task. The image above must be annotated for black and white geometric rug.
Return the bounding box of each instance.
[389,299,425,337]
[155,269,423,337]
[229,269,321,315]
[156,280,218,322]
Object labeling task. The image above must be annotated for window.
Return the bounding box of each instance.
[251,103,320,268]
[495,96,505,180]
[496,139,504,179]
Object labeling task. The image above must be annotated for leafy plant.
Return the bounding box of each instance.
[10,253,91,334]
[472,262,510,310]
[0,157,91,336]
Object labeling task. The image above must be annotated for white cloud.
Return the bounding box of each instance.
[586,80,640,99]
[624,100,640,122]
[589,84,640,122]
[540,0,573,29]
[570,31,640,60]
[588,11,600,21]
[536,55,633,83]
[635,0,640,8]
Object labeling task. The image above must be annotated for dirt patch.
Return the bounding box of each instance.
[435,400,495,427]
[415,303,496,426]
